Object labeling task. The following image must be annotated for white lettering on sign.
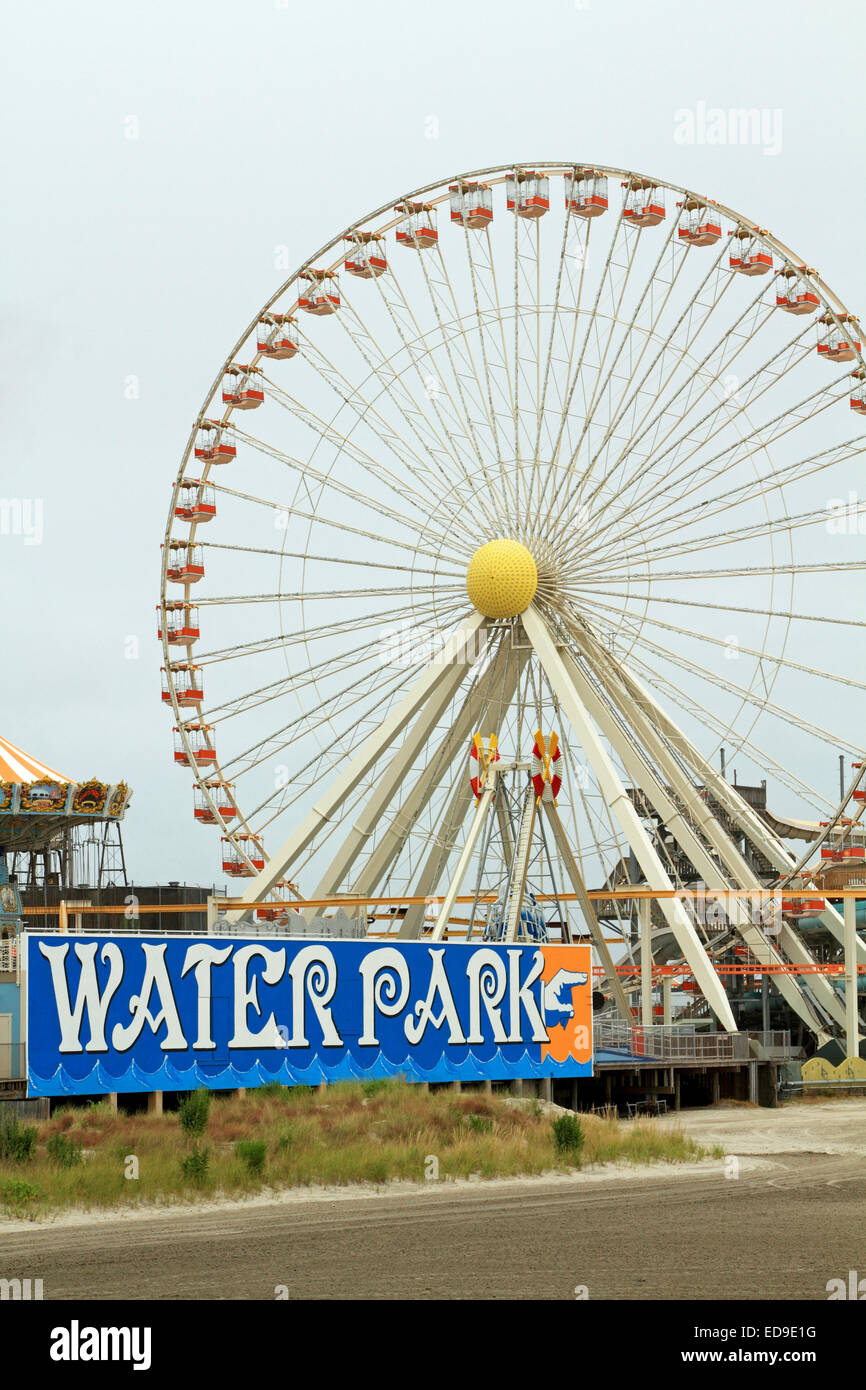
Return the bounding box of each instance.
[359,948,411,1046]
[38,942,124,1053]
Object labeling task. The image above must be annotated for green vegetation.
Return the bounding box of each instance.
[178,1089,210,1139]
[179,1145,210,1184]
[0,1083,709,1219]
[46,1133,83,1168]
[0,1115,37,1164]
[552,1113,585,1156]
[0,1179,40,1213]
[236,1140,267,1176]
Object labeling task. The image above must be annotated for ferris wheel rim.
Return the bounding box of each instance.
[159,159,866,883]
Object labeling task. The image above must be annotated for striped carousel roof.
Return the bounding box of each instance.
[0,735,69,784]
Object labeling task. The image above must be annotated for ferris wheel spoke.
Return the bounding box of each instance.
[583,411,856,565]
[207,478,471,566]
[197,538,463,580]
[535,206,631,516]
[577,493,863,583]
[191,594,459,669]
[253,378,445,523]
[567,586,866,631]
[218,597,471,730]
[617,623,858,753]
[582,593,865,692]
[222,422,464,550]
[551,255,741,533]
[568,308,814,537]
[623,649,837,815]
[278,344,466,513]
[528,179,587,526]
[336,286,476,493]
[368,250,499,498]
[194,583,464,608]
[564,243,733,521]
[415,244,502,490]
[554,214,684,523]
[461,224,518,492]
[234,659,440,829]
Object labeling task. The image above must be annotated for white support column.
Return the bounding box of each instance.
[844,895,861,1058]
[574,633,834,1038]
[663,976,672,1026]
[639,898,653,1027]
[614,658,866,967]
[503,787,537,942]
[224,615,486,923]
[397,647,527,940]
[522,604,737,1032]
[313,644,483,898]
[352,635,513,899]
[429,783,496,941]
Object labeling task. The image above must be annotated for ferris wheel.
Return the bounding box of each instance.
[159,161,866,1036]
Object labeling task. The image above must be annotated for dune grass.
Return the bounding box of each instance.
[0,1082,709,1219]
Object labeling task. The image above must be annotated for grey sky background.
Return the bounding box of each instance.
[2,0,864,885]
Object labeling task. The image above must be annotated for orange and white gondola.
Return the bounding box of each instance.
[775,265,820,315]
[256,312,299,358]
[298,268,341,314]
[849,370,866,414]
[157,601,200,645]
[394,202,438,248]
[817,312,861,363]
[728,227,773,275]
[193,780,237,824]
[173,724,216,768]
[506,170,549,220]
[174,480,216,524]
[221,833,266,876]
[343,231,388,277]
[221,364,265,409]
[164,541,204,583]
[676,198,722,246]
[565,168,608,219]
[449,181,493,229]
[622,178,665,227]
[193,419,236,465]
[161,663,203,706]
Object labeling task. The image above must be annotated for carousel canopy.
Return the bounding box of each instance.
[0,734,131,854]
[0,735,69,784]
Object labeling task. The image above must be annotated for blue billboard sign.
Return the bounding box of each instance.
[26,935,593,1096]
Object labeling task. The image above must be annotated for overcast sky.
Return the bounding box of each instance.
[2,0,863,886]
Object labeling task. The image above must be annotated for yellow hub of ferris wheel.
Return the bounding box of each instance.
[466,539,538,619]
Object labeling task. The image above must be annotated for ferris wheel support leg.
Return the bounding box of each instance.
[398,780,476,939]
[396,646,528,939]
[429,785,496,942]
[223,616,487,924]
[844,896,862,1057]
[502,787,538,943]
[312,639,487,900]
[573,634,834,1039]
[352,636,518,900]
[612,657,866,974]
[522,604,737,1032]
[541,801,632,1020]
